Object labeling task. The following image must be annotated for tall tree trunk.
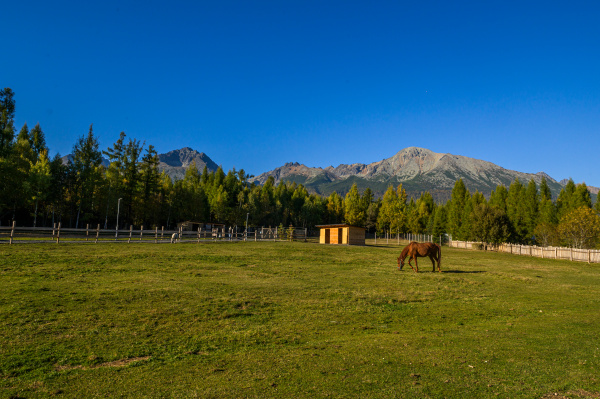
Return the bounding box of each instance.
[33,199,38,228]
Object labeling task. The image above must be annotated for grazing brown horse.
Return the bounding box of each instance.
[397,242,442,273]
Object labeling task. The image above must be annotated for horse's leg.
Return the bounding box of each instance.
[407,257,417,273]
[413,256,419,273]
[429,255,436,272]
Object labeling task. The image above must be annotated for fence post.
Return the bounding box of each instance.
[95,224,100,243]
[304,228,307,242]
[86,224,89,241]
[140,225,144,241]
[161,226,164,241]
[9,221,15,245]
[155,227,158,244]
[198,227,200,243]
[570,248,573,262]
[128,225,133,243]
[52,223,56,241]
[56,222,61,244]
[588,250,591,264]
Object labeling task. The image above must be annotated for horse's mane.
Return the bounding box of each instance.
[400,245,410,258]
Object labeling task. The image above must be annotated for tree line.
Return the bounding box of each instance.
[2,87,599,248]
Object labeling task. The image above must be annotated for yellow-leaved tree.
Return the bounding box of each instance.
[558,207,600,249]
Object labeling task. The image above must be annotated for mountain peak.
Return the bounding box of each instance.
[158,147,214,168]
[156,147,218,180]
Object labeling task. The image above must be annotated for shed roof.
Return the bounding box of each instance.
[315,224,365,229]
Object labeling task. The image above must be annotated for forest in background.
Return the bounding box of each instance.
[2,87,600,248]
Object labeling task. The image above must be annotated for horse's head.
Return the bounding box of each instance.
[397,246,409,270]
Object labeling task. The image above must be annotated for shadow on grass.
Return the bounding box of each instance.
[441,270,486,274]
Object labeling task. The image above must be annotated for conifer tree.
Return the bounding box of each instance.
[377,185,397,234]
[139,145,162,226]
[539,176,552,202]
[557,179,576,220]
[29,123,47,159]
[523,180,539,240]
[325,191,344,224]
[489,185,508,212]
[395,184,408,234]
[506,179,527,242]
[572,183,592,209]
[0,88,15,157]
[26,149,52,227]
[447,179,469,238]
[344,183,365,226]
[71,124,103,227]
[431,205,447,242]
[365,200,380,233]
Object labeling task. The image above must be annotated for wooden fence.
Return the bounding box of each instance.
[0,222,312,244]
[370,233,440,246]
[449,240,600,263]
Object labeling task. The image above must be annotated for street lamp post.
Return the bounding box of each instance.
[115,198,122,239]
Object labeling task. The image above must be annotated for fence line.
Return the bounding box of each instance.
[448,240,600,264]
[0,224,313,244]
[371,233,439,246]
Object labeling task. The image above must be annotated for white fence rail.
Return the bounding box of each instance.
[449,240,600,263]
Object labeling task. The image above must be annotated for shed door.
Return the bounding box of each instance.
[338,228,343,244]
[324,229,330,244]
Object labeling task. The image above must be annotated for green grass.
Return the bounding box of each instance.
[1,242,600,398]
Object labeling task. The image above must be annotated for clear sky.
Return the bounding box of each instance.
[3,1,600,186]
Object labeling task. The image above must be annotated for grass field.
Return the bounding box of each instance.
[1,241,600,398]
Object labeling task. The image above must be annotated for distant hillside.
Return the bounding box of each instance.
[252,147,572,202]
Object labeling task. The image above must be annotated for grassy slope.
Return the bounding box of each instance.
[1,242,599,398]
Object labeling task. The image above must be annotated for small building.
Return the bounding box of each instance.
[177,221,225,232]
[316,224,365,246]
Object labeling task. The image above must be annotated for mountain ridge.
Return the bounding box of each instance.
[61,146,595,202]
[251,147,572,201]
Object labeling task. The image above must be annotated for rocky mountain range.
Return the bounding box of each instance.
[62,146,595,203]
[251,147,577,202]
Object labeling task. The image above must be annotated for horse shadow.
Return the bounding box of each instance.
[440,270,486,274]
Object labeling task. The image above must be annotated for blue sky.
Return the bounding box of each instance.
[3,1,600,186]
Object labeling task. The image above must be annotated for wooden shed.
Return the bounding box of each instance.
[316,224,365,246]
[177,221,225,232]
